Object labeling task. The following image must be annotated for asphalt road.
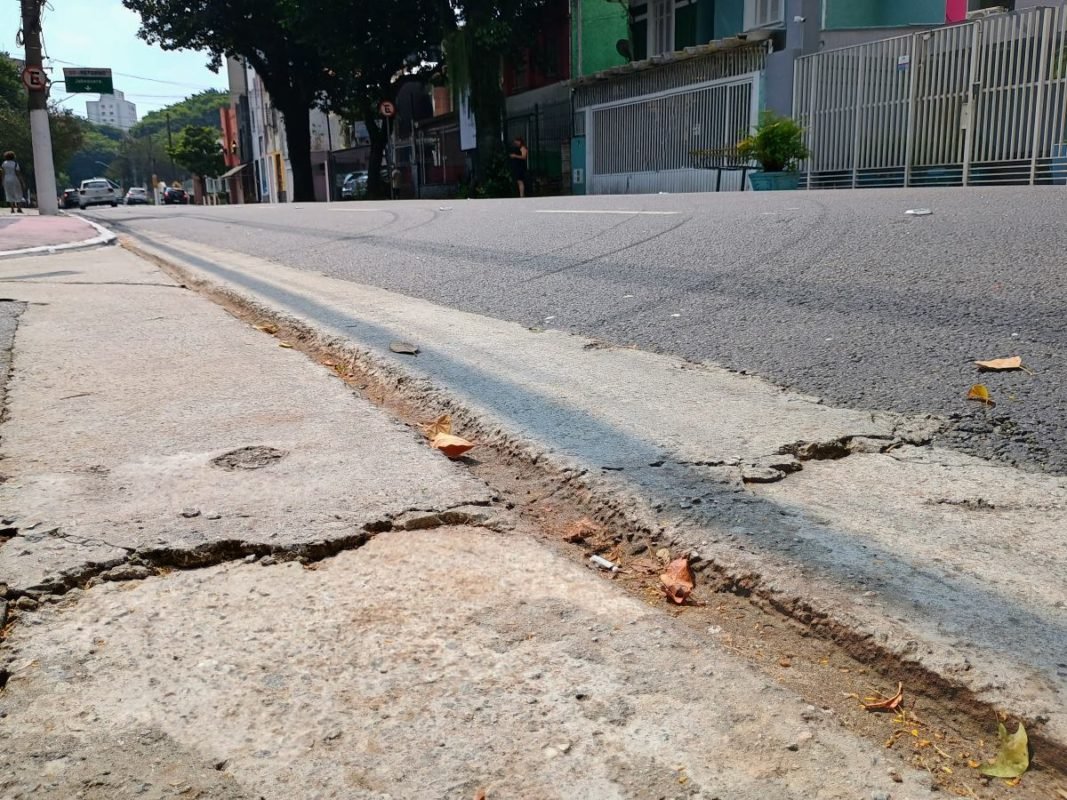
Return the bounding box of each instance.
[89,187,1067,473]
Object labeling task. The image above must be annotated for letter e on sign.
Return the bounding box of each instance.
[378,100,397,118]
[21,66,47,92]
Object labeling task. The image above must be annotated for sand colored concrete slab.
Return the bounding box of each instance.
[0,528,932,799]
[0,248,491,593]
[124,233,1067,752]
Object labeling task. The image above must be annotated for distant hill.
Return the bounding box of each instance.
[131,89,229,138]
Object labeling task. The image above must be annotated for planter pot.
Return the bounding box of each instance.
[748,171,801,191]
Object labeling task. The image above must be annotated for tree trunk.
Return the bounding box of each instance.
[278,102,315,203]
[364,111,388,199]
[469,47,505,188]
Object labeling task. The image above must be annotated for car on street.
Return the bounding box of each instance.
[59,188,79,209]
[124,187,149,205]
[340,168,390,200]
[340,171,366,200]
[78,178,119,209]
[162,187,189,205]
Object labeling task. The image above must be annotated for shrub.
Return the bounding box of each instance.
[736,112,809,173]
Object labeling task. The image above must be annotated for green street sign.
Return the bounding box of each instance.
[63,67,114,94]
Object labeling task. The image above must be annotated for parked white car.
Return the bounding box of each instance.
[78,178,119,209]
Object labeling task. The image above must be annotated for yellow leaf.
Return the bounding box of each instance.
[979,721,1029,778]
[975,356,1022,371]
[967,384,995,406]
[278,342,294,349]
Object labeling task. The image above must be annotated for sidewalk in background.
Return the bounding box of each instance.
[0,211,113,257]
[0,247,936,798]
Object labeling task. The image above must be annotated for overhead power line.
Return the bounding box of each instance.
[48,58,223,91]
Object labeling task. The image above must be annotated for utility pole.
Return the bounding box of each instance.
[165,112,175,179]
[20,0,58,215]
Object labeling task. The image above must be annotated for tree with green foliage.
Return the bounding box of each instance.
[308,0,443,199]
[168,125,223,198]
[65,123,123,187]
[442,0,549,189]
[131,90,228,139]
[123,0,330,202]
[0,54,84,195]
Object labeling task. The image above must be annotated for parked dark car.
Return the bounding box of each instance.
[59,188,79,209]
[162,187,189,205]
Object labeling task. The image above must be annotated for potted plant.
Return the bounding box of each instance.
[736,112,809,191]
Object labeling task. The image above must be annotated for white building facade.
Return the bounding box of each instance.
[86,90,138,130]
[234,59,345,203]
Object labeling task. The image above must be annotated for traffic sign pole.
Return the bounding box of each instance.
[21,0,58,215]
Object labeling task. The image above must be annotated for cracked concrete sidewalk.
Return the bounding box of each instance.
[0,246,937,798]
[123,232,1067,758]
[0,249,493,594]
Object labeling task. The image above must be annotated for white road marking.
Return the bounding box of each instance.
[327,208,391,213]
[534,209,680,216]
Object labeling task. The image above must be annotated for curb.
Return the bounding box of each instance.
[0,214,118,260]
[120,232,1067,773]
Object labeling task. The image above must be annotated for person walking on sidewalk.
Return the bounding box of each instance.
[509,137,529,198]
[2,151,26,213]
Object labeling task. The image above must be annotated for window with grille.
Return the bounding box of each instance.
[651,0,673,56]
[745,0,784,30]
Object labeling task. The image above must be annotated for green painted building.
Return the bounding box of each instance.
[822,0,946,30]
[570,0,952,80]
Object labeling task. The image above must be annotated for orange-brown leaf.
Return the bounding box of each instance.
[975,356,1022,371]
[561,517,598,543]
[431,432,475,459]
[660,557,695,604]
[967,384,995,406]
[863,682,904,712]
[424,414,452,439]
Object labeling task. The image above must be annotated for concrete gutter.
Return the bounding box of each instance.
[120,230,1067,766]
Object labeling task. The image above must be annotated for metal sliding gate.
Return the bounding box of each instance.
[574,46,766,195]
[795,6,1067,188]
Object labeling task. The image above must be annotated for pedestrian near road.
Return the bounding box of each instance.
[2,151,26,214]
[509,137,528,198]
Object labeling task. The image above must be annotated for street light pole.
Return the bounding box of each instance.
[20,0,58,215]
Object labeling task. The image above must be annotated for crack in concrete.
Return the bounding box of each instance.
[6,502,504,603]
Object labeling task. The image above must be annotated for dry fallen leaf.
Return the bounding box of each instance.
[424,415,452,439]
[660,557,695,604]
[967,384,995,406]
[255,323,278,334]
[863,682,904,712]
[975,356,1022,372]
[980,720,1029,778]
[278,342,294,349]
[431,432,475,459]
[561,517,598,544]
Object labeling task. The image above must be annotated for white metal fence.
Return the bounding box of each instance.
[575,46,765,195]
[795,6,1067,188]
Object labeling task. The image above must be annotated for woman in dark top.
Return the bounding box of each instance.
[509,137,529,198]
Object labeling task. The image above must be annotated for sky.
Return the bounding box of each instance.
[3,0,228,118]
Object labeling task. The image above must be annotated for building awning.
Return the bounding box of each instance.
[220,163,248,179]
